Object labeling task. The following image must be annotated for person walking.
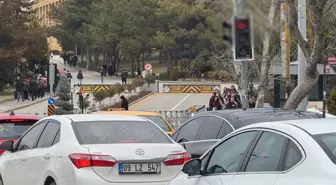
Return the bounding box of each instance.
[120,95,129,111]
[37,75,45,98]
[103,63,108,76]
[121,69,128,85]
[77,70,84,85]
[23,79,29,100]
[29,78,38,101]
[15,77,24,102]
[100,67,105,83]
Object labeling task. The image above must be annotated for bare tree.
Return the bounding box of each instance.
[255,0,279,107]
[284,0,334,109]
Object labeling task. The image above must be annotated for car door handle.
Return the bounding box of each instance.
[44,154,51,160]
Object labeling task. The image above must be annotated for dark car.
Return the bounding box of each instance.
[171,108,323,158]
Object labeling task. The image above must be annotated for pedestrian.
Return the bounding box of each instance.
[100,67,104,83]
[249,96,256,108]
[120,95,129,111]
[226,97,239,109]
[121,69,128,85]
[77,70,84,85]
[37,75,45,98]
[23,79,29,100]
[29,78,38,101]
[15,77,24,102]
[103,63,108,76]
[73,55,78,67]
[108,64,113,76]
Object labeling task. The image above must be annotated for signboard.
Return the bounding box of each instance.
[144,63,152,71]
[48,98,55,105]
[48,105,56,116]
[78,85,115,93]
[327,56,336,73]
[163,85,217,93]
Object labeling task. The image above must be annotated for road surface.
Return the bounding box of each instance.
[130,93,211,111]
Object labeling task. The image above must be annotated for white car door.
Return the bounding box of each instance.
[2,122,47,185]
[187,130,259,185]
[230,131,289,185]
[28,121,60,185]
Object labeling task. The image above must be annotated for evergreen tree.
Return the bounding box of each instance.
[55,75,74,115]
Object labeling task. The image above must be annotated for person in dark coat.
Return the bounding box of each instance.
[37,76,45,98]
[23,80,29,100]
[77,70,84,85]
[120,95,129,111]
[103,63,108,76]
[15,77,24,102]
[108,64,113,76]
[121,69,128,85]
[29,78,39,101]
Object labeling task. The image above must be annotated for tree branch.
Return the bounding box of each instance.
[286,0,310,59]
[309,0,324,66]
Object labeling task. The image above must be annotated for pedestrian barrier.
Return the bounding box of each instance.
[48,105,56,116]
[162,84,219,93]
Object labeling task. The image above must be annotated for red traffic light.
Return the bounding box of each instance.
[236,20,248,30]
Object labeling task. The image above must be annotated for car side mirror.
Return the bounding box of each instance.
[0,140,14,152]
[182,159,202,176]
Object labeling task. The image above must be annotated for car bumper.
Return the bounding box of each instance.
[57,170,170,185]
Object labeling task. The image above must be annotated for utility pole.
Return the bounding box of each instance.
[236,0,249,109]
[49,64,55,97]
[281,3,291,100]
[322,59,327,118]
[297,0,308,111]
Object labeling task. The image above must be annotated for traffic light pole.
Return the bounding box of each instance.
[236,0,249,109]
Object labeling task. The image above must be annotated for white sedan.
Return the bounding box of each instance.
[0,114,191,185]
[169,118,336,185]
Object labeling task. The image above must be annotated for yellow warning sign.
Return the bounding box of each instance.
[80,85,115,93]
[164,85,214,93]
[48,105,56,116]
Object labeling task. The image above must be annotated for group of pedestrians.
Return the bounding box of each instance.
[61,52,78,67]
[99,65,128,84]
[209,85,257,110]
[15,74,47,102]
[63,68,84,85]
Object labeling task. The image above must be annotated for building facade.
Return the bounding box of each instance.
[32,0,64,51]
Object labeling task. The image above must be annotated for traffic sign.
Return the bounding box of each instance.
[144,63,152,71]
[48,97,55,105]
[328,56,336,65]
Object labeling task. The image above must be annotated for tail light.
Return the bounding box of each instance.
[164,152,191,166]
[69,153,117,169]
[0,150,5,155]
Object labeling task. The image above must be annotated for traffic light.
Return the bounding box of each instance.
[222,21,232,44]
[233,16,254,61]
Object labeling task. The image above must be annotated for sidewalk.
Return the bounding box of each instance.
[0,96,49,113]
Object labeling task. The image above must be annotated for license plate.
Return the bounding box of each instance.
[119,163,161,174]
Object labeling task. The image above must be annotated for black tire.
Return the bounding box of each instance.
[49,181,56,185]
[0,178,3,185]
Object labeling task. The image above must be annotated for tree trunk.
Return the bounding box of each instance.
[80,46,83,63]
[256,0,278,108]
[131,58,135,78]
[142,53,145,71]
[85,46,90,69]
[159,50,163,64]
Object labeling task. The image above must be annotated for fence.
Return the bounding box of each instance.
[157,105,207,129]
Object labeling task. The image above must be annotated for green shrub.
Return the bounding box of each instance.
[93,90,107,108]
[144,74,156,87]
[115,83,125,95]
[132,77,146,87]
[327,88,336,115]
[127,83,136,93]
[106,87,116,104]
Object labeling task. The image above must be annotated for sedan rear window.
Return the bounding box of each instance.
[0,120,36,140]
[314,133,336,164]
[71,121,172,144]
[141,116,172,131]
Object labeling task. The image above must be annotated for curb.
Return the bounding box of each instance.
[129,92,155,106]
[2,97,50,113]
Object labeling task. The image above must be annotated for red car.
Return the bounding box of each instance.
[0,111,40,155]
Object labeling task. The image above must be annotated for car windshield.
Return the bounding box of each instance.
[0,120,36,140]
[314,133,336,164]
[141,115,172,132]
[71,121,172,144]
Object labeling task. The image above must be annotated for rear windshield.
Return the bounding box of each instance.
[0,120,36,140]
[71,121,172,144]
[314,133,336,164]
[141,116,172,131]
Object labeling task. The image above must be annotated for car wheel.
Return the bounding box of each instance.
[49,181,56,185]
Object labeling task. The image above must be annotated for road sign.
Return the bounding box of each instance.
[144,63,152,71]
[48,105,56,116]
[48,97,55,105]
[233,16,254,61]
[328,56,336,65]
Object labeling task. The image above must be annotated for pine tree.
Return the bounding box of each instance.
[55,75,74,115]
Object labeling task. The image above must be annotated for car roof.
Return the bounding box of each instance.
[282,118,336,135]
[194,108,322,129]
[0,112,40,121]
[92,111,159,116]
[57,114,147,122]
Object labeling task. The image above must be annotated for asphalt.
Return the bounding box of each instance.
[129,93,211,111]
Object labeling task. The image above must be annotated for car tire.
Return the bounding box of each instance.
[0,178,3,185]
[49,181,56,185]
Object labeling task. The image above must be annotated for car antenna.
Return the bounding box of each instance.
[9,111,15,116]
